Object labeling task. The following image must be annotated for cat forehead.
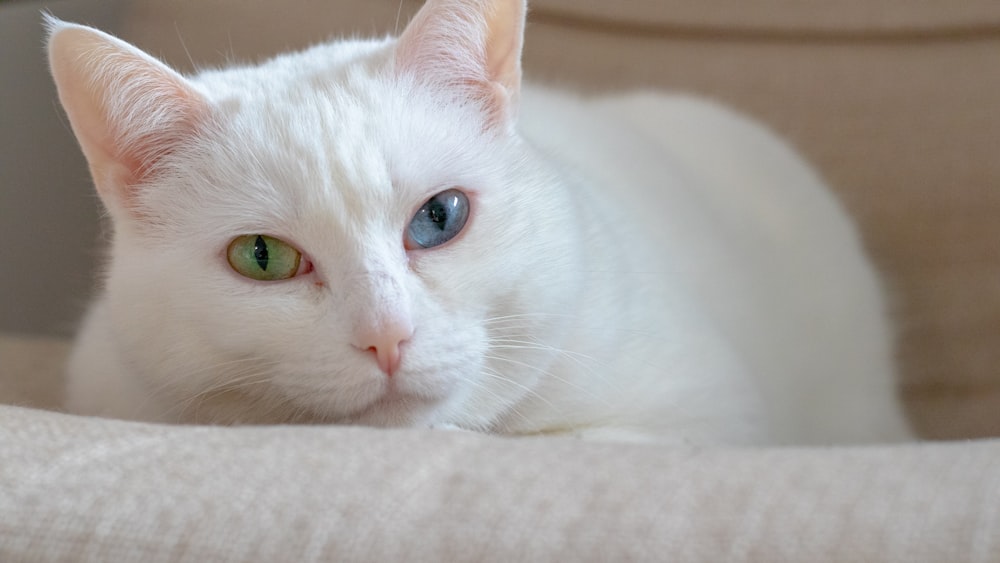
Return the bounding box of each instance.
[194,39,389,98]
[171,39,505,235]
[197,38,497,184]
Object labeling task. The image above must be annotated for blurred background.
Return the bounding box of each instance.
[2,0,999,439]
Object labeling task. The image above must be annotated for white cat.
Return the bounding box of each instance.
[48,0,911,445]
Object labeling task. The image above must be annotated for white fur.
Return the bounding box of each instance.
[50,1,911,445]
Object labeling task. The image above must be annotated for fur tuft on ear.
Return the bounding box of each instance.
[46,15,209,214]
[394,0,526,129]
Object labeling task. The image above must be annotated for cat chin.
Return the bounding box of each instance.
[150,381,451,427]
[340,392,446,428]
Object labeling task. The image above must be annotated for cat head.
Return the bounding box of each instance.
[48,0,584,427]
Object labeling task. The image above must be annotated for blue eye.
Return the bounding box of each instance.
[406,189,470,249]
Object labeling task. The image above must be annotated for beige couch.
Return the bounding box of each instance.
[3,0,1000,559]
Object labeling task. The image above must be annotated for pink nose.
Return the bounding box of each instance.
[353,320,413,376]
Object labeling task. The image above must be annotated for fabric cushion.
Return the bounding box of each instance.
[2,403,999,561]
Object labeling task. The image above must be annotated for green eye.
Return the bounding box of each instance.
[227,234,302,281]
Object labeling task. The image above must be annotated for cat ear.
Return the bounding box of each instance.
[395,0,526,129]
[46,16,209,215]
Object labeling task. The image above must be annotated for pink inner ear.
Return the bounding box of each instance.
[482,0,524,103]
[394,0,525,128]
[112,79,208,186]
[394,10,488,86]
[48,22,210,212]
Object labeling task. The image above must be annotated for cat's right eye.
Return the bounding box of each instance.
[227,234,303,281]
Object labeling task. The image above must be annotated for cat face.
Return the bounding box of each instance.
[50,1,583,428]
[110,57,573,427]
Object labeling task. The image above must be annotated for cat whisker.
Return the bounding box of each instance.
[173,22,197,72]
[487,335,623,393]
[171,369,276,423]
[474,367,548,426]
[476,365,553,409]
[394,0,405,35]
[483,314,658,337]
[492,324,658,338]
[139,356,279,422]
[246,391,310,425]
[139,355,273,397]
[225,30,235,66]
[483,312,583,322]
[482,351,614,409]
[489,342,606,370]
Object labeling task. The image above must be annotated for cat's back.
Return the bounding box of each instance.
[518,86,910,443]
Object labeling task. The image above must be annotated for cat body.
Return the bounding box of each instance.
[50,0,911,444]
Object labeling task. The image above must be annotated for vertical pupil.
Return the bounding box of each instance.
[253,235,269,271]
[428,199,448,229]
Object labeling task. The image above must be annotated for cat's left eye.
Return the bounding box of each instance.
[406,189,470,250]
[227,234,303,281]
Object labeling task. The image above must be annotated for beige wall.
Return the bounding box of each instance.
[0,0,124,335]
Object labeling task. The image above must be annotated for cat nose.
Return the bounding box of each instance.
[353,319,413,376]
